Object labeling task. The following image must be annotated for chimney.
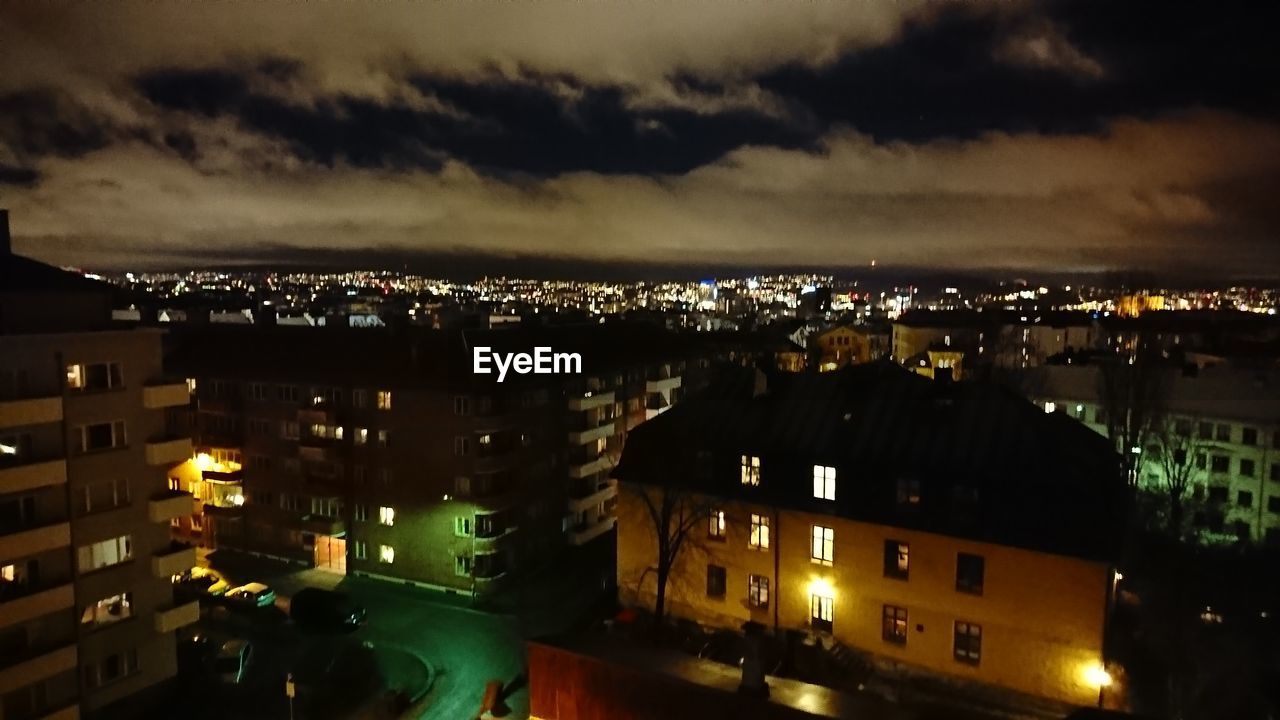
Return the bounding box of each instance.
[0,209,11,257]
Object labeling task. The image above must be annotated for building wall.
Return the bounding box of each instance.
[617,486,1111,706]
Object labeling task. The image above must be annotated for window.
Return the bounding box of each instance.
[77,421,127,453]
[1216,424,1231,442]
[884,540,909,580]
[376,391,392,410]
[956,553,985,595]
[85,649,139,688]
[896,476,921,506]
[377,430,389,448]
[740,455,760,486]
[66,362,123,391]
[353,540,367,560]
[353,505,368,522]
[882,605,908,645]
[282,457,300,474]
[379,468,393,485]
[277,385,300,403]
[353,428,368,446]
[746,574,770,608]
[1269,496,1280,513]
[811,525,834,565]
[749,513,770,549]
[378,506,395,526]
[706,564,726,598]
[1240,459,1255,477]
[1211,455,1230,473]
[81,478,130,515]
[455,555,472,576]
[1195,452,1207,470]
[280,421,299,440]
[1242,428,1258,446]
[378,545,395,563]
[954,621,982,664]
[454,396,471,416]
[248,454,271,471]
[454,516,472,537]
[248,418,272,437]
[1273,463,1280,482]
[1043,401,1056,414]
[77,535,132,573]
[708,510,726,539]
[1238,491,1253,508]
[454,437,470,456]
[82,592,133,627]
[1208,486,1228,502]
[352,389,368,408]
[249,383,268,401]
[813,465,836,501]
[810,593,834,632]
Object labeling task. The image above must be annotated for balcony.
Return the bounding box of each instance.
[474,526,518,549]
[142,380,190,409]
[202,467,244,483]
[148,489,194,524]
[568,456,611,479]
[151,542,197,578]
[203,501,245,518]
[0,583,74,631]
[297,405,335,425]
[0,458,67,495]
[0,644,76,696]
[0,522,70,563]
[297,515,344,536]
[0,395,62,430]
[154,600,200,633]
[569,516,616,546]
[145,436,192,466]
[567,421,616,446]
[567,479,618,514]
[568,391,614,412]
[645,375,682,394]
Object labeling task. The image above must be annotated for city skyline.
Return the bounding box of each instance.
[3,1,1279,278]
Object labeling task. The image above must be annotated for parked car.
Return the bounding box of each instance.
[214,639,254,684]
[177,633,215,674]
[173,567,228,602]
[224,582,277,609]
[290,588,367,631]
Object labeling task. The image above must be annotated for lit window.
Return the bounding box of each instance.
[1044,401,1056,414]
[749,513,770,549]
[740,455,761,486]
[353,540,367,560]
[354,428,368,446]
[810,592,834,632]
[954,621,982,664]
[82,592,133,627]
[376,391,392,410]
[748,574,769,608]
[811,525,834,565]
[77,535,132,573]
[65,362,123,392]
[378,545,395,563]
[377,430,389,448]
[378,506,395,526]
[454,516,472,537]
[882,605,907,645]
[813,465,836,501]
[884,540,909,579]
[708,510,726,539]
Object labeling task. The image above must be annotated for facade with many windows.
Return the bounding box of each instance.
[615,361,1126,706]
[1,216,197,720]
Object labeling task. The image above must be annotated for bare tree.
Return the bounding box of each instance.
[1097,342,1169,490]
[1149,419,1205,539]
[627,481,716,624]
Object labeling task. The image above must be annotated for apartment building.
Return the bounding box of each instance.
[614,361,1126,706]
[162,322,721,597]
[892,310,1097,370]
[1025,363,1280,544]
[1,212,196,720]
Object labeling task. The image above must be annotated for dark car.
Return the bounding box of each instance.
[289,588,367,631]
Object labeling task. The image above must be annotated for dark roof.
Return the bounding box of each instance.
[0,253,114,293]
[615,361,1125,561]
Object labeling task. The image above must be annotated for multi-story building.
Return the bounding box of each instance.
[162,323,723,597]
[1,210,197,719]
[614,361,1126,707]
[1024,363,1280,544]
[893,310,1097,370]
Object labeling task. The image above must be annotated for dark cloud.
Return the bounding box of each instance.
[0,89,115,160]
[0,164,39,187]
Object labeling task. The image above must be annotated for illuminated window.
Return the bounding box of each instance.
[249,383,268,401]
[740,455,760,486]
[354,428,368,446]
[749,513,769,549]
[376,391,392,410]
[65,362,123,392]
[813,465,836,501]
[957,553,984,595]
[811,525,834,565]
[82,592,133,627]
[378,545,395,563]
[882,605,907,645]
[748,574,769,608]
[954,621,982,664]
[454,516,472,537]
[77,535,132,573]
[354,505,368,522]
[378,506,395,526]
[708,509,726,540]
[884,540,909,580]
[810,593,834,632]
[353,540,367,560]
[1043,401,1056,414]
[705,564,726,597]
[377,430,389,448]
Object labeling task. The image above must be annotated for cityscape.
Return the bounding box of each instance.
[3,3,1280,720]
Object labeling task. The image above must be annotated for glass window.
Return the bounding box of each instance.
[77,535,132,573]
[1240,459,1256,477]
[740,455,761,486]
[81,592,133,627]
[882,605,907,644]
[708,510,726,539]
[376,391,392,410]
[811,525,834,565]
[810,593,834,632]
[954,621,982,664]
[748,574,769,608]
[1242,428,1258,446]
[813,465,836,501]
[749,513,769,549]
[884,540,909,580]
[378,506,395,526]
[378,545,394,563]
[956,553,985,595]
[706,565,726,597]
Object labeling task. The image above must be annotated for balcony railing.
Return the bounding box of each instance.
[152,542,197,579]
[145,436,192,466]
[0,643,77,696]
[567,421,616,446]
[0,583,74,632]
[142,379,191,409]
[569,516,616,546]
[568,456,611,479]
[0,395,62,430]
[567,391,615,412]
[0,458,67,495]
[0,522,71,563]
[567,479,617,514]
[148,489,194,524]
[154,600,200,633]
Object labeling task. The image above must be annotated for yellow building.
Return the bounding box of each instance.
[614,362,1125,708]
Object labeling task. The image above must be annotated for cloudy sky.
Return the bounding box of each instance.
[1,1,1277,278]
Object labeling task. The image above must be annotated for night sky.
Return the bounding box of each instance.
[2,1,1278,277]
